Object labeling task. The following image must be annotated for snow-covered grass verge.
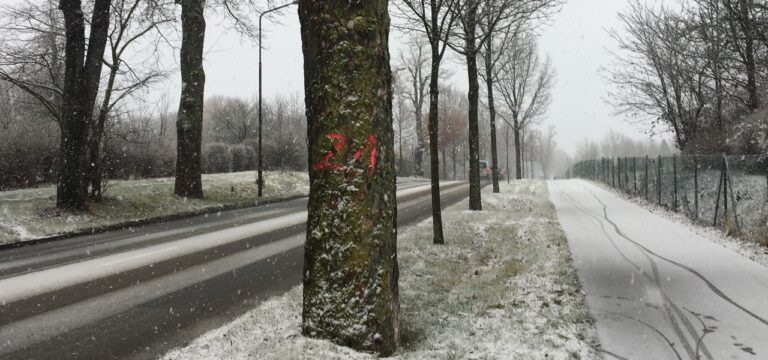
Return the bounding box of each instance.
[161,180,600,360]
[0,171,309,245]
[593,181,768,268]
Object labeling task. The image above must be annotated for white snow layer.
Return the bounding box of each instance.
[161,180,600,360]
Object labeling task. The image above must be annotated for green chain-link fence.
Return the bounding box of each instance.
[570,155,768,242]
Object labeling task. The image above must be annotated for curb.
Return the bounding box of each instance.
[0,194,309,251]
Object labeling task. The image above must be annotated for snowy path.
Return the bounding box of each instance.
[549,180,768,360]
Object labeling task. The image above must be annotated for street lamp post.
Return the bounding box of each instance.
[258,1,298,197]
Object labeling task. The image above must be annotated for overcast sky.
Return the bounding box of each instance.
[2,0,659,156]
[187,0,659,156]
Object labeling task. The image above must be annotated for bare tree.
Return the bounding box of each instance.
[399,40,429,176]
[261,95,307,170]
[575,138,600,162]
[450,0,560,209]
[174,0,206,198]
[393,73,413,175]
[536,124,556,179]
[206,96,255,143]
[0,0,110,209]
[0,1,64,123]
[608,2,710,152]
[89,0,173,199]
[55,0,112,210]
[495,31,554,180]
[480,20,522,192]
[395,0,462,244]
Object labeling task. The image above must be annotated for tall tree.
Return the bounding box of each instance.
[88,0,172,199]
[450,0,559,209]
[396,0,461,245]
[607,2,709,151]
[480,22,520,192]
[57,0,111,209]
[299,0,399,355]
[495,31,554,179]
[174,0,206,198]
[399,41,429,176]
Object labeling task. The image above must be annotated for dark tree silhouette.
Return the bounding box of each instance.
[174,0,206,198]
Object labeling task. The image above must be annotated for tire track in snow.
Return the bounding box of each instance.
[559,190,698,360]
[585,188,768,329]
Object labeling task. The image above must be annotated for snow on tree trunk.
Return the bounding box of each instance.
[484,41,500,193]
[464,5,483,211]
[428,47,445,245]
[298,0,400,355]
[174,0,205,198]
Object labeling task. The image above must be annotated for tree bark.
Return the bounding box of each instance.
[413,73,426,177]
[57,0,110,210]
[483,41,500,193]
[504,124,510,183]
[741,0,759,111]
[174,0,206,198]
[428,46,445,244]
[464,5,482,211]
[299,0,399,355]
[514,121,522,180]
[89,61,119,199]
[452,145,457,180]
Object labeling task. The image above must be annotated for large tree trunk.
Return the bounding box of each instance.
[299,1,399,355]
[57,0,110,210]
[464,6,482,210]
[483,42,500,193]
[174,0,206,198]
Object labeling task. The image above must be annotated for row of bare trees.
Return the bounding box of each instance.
[0,0,288,209]
[608,0,768,155]
[394,0,561,244]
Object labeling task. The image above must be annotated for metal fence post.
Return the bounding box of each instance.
[633,157,637,193]
[714,164,723,226]
[694,155,699,221]
[673,154,678,211]
[723,157,729,223]
[625,157,629,190]
[645,156,649,199]
[724,156,740,230]
[658,155,663,205]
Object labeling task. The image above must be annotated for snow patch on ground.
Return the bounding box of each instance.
[0,171,310,245]
[161,180,600,360]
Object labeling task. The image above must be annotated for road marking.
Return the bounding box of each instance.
[0,211,308,305]
[0,235,305,355]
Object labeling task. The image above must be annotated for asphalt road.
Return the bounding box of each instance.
[549,180,768,360]
[0,180,472,360]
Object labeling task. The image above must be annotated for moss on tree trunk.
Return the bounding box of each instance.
[174,0,205,199]
[298,0,399,355]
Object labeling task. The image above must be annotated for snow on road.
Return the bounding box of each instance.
[161,181,600,360]
[549,179,768,360]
